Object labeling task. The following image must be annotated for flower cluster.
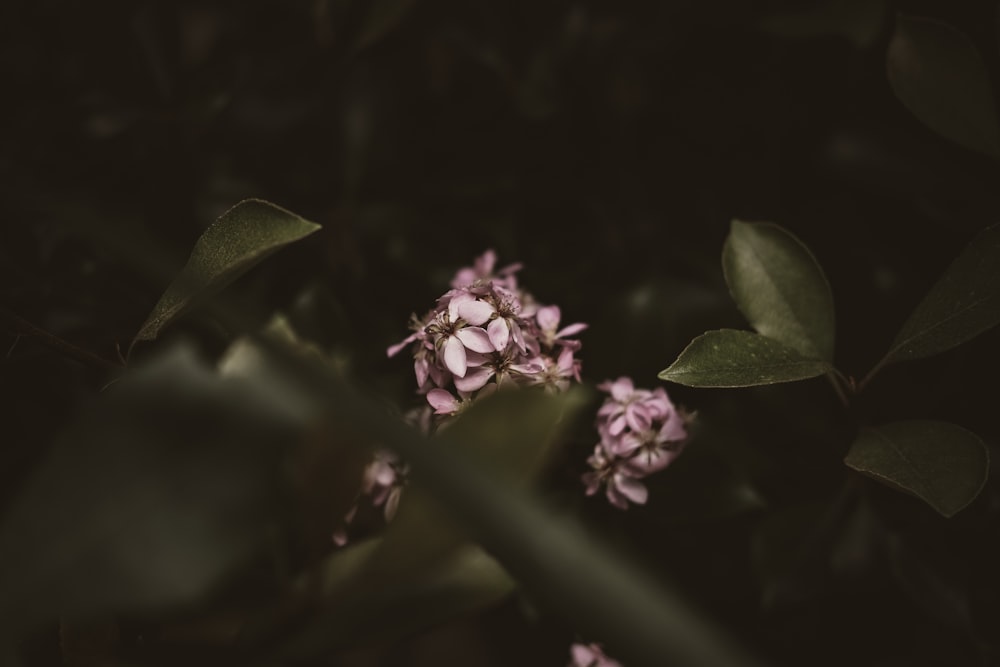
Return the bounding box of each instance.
[582,377,689,509]
[389,249,587,421]
[335,250,587,546]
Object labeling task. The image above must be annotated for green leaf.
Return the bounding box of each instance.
[887,14,1000,159]
[0,344,308,629]
[244,344,762,667]
[844,420,989,517]
[659,329,832,388]
[278,540,514,653]
[883,223,1000,364]
[722,220,835,361]
[274,388,586,655]
[133,199,321,343]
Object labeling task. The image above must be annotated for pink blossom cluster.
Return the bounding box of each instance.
[388,249,588,420]
[582,377,689,509]
[335,250,587,546]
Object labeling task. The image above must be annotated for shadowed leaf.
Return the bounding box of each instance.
[887,14,1000,159]
[659,329,832,388]
[0,345,307,631]
[133,200,320,344]
[723,220,835,361]
[844,420,989,517]
[883,223,1000,364]
[277,387,587,655]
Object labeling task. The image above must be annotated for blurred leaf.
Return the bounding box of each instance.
[133,200,321,344]
[241,344,763,667]
[284,540,514,652]
[722,220,835,361]
[887,14,1000,159]
[882,223,1000,365]
[278,388,587,655]
[0,344,307,631]
[758,0,887,49]
[844,421,989,517]
[887,534,972,631]
[382,387,589,565]
[659,329,832,387]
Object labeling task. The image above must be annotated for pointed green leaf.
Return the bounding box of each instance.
[723,220,835,361]
[883,223,1000,364]
[844,420,989,517]
[887,14,1000,159]
[134,199,321,343]
[659,329,832,388]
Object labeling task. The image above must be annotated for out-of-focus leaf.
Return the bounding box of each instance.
[276,388,588,655]
[881,223,1000,365]
[659,329,832,387]
[258,347,765,667]
[722,220,835,361]
[219,314,368,556]
[133,199,320,344]
[758,0,887,49]
[0,344,305,630]
[281,539,514,652]
[844,421,989,517]
[887,534,972,631]
[887,14,1000,159]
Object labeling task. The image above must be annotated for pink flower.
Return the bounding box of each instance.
[582,445,649,509]
[536,305,588,349]
[424,311,494,377]
[363,449,408,521]
[596,377,673,436]
[584,377,689,509]
[569,642,623,667]
[451,248,522,292]
[389,250,587,429]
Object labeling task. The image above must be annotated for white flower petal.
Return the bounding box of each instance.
[443,336,468,377]
[487,317,510,351]
[456,299,495,326]
[455,326,495,353]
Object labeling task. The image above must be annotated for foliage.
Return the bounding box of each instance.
[2,2,999,666]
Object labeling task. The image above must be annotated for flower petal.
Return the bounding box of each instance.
[414,357,429,388]
[455,326,495,353]
[609,377,634,402]
[556,322,588,338]
[448,291,476,320]
[387,332,417,358]
[457,299,495,326]
[487,317,510,351]
[615,474,648,505]
[454,366,493,392]
[536,305,561,332]
[443,336,468,377]
[658,415,688,443]
[608,414,627,436]
[426,388,459,414]
[625,403,653,433]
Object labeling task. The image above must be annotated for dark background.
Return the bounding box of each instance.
[2,0,999,665]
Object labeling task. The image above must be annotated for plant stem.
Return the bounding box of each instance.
[857,356,887,393]
[825,371,850,409]
[0,306,124,374]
